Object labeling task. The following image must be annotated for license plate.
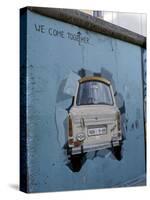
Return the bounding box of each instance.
[88,126,107,136]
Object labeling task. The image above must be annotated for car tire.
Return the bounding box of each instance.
[70,154,83,172]
[112,142,122,161]
[69,153,86,172]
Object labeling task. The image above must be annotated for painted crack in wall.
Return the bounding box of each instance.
[55,68,127,172]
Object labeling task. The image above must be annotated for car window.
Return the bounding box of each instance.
[76,80,113,106]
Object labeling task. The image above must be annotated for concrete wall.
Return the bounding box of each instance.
[25,10,145,192]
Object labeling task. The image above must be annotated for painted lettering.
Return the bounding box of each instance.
[34,24,45,33]
[34,24,90,45]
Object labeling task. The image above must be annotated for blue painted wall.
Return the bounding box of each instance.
[26,10,145,192]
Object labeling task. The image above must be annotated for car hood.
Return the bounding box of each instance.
[70,105,118,122]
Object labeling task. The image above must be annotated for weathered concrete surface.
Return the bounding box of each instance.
[28,6,146,48]
[115,174,146,187]
[25,9,146,192]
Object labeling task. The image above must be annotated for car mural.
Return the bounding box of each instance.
[67,76,122,170]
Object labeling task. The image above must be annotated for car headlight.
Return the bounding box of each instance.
[76,133,86,141]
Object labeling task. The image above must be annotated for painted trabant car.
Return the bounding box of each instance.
[67,76,122,157]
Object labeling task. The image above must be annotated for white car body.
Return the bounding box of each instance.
[67,76,122,155]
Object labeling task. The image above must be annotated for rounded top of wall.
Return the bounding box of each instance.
[21,6,146,48]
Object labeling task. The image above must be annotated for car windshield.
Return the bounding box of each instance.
[76,80,113,106]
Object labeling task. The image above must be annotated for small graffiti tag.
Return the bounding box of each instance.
[34,24,89,45]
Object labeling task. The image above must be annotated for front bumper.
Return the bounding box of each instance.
[71,140,121,155]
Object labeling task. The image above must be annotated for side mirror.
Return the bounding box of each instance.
[66,96,75,112]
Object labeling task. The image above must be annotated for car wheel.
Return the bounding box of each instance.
[69,153,86,172]
[112,143,122,161]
